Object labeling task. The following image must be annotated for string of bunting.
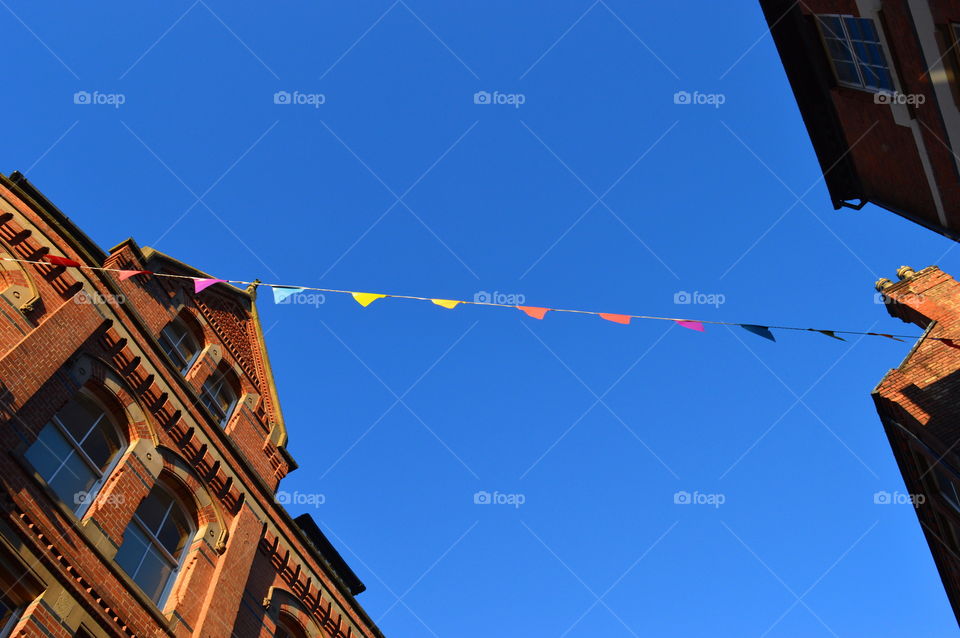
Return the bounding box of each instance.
[19,254,952,346]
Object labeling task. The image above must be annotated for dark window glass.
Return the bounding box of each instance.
[24,395,122,514]
[159,319,200,374]
[817,15,894,92]
[115,485,193,605]
[200,373,237,428]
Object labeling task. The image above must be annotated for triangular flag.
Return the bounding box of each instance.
[194,278,226,294]
[676,320,705,332]
[599,313,631,325]
[45,255,82,268]
[352,292,386,307]
[517,306,549,320]
[118,270,150,281]
[867,332,904,342]
[273,287,305,304]
[812,329,845,341]
[431,299,461,309]
[741,324,776,342]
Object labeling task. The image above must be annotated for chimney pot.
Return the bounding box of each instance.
[896,266,916,281]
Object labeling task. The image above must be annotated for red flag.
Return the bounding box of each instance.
[599,313,631,325]
[517,306,549,320]
[676,320,705,332]
[45,255,82,268]
[118,270,150,281]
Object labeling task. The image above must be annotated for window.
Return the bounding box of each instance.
[935,465,960,513]
[159,317,200,374]
[24,394,123,515]
[275,615,308,638]
[816,15,894,92]
[114,484,193,605]
[0,590,21,637]
[200,372,238,428]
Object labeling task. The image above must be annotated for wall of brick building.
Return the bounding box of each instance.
[874,265,960,625]
[0,176,382,638]
[774,0,960,236]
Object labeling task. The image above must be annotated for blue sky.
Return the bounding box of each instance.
[4,1,960,635]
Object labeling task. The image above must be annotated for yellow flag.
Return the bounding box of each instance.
[352,293,387,307]
[431,299,461,309]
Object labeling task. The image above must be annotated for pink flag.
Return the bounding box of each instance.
[118,270,150,281]
[518,306,549,320]
[194,278,226,293]
[676,320,705,332]
[599,313,631,325]
[45,255,82,268]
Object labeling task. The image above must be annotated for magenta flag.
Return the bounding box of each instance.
[194,278,226,293]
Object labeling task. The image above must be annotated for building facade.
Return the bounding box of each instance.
[760,0,960,240]
[874,264,960,624]
[0,171,383,638]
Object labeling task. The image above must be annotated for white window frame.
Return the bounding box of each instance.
[26,394,124,518]
[121,487,195,607]
[159,318,200,375]
[816,13,894,93]
[200,373,238,428]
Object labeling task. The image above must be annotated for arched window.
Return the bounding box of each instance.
[24,393,123,515]
[200,370,238,428]
[159,316,201,374]
[275,614,308,638]
[114,483,194,605]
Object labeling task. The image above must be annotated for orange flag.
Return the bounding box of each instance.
[517,306,549,320]
[599,313,631,325]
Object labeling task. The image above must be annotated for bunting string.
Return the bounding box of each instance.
[12,254,950,345]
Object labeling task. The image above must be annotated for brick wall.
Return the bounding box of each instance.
[0,176,382,638]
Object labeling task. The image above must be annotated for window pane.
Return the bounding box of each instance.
[136,490,172,535]
[115,525,150,576]
[24,425,73,480]
[834,61,861,85]
[81,425,118,469]
[818,16,844,39]
[134,545,174,602]
[48,453,97,510]
[117,488,189,605]
[55,396,102,443]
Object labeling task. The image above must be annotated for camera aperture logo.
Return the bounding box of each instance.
[673,90,725,108]
[73,91,126,109]
[674,290,725,308]
[275,490,326,507]
[474,490,526,508]
[674,490,725,508]
[473,90,526,109]
[474,290,526,305]
[274,90,326,108]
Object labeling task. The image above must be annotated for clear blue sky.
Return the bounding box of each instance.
[4,1,959,635]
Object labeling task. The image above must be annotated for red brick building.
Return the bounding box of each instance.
[0,171,384,638]
[874,264,960,625]
[760,0,960,240]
